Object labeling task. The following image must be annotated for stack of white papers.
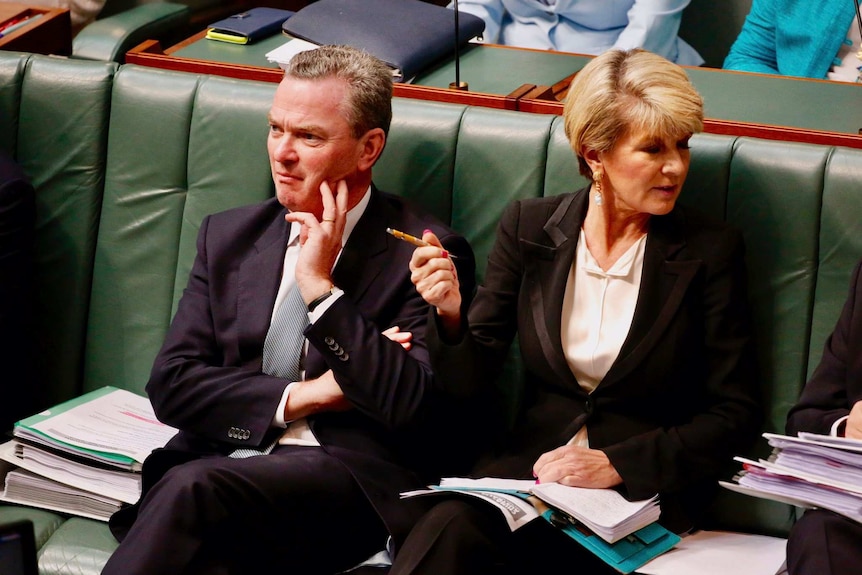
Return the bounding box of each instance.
[0,464,124,521]
[404,477,660,542]
[265,38,411,82]
[531,482,661,544]
[265,38,319,71]
[0,442,141,504]
[0,387,177,521]
[721,432,862,524]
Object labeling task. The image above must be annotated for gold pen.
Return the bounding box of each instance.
[386,227,458,258]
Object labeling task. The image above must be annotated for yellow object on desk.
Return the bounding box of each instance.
[205,29,249,45]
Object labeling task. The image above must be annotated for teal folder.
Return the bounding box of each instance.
[542,509,681,574]
[14,386,140,470]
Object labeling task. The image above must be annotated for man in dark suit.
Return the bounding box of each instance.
[102,45,475,575]
[784,258,862,575]
[0,151,36,433]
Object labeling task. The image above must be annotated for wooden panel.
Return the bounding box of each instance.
[0,3,71,56]
[125,29,862,150]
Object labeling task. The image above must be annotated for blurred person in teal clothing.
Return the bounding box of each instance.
[450,0,704,66]
[724,0,862,82]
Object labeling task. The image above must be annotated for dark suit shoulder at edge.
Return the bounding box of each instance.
[373,186,461,238]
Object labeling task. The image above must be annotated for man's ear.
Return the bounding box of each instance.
[357,128,386,171]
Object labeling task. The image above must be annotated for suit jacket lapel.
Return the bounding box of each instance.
[603,208,701,386]
[524,193,703,392]
[332,186,388,299]
[527,191,585,388]
[237,205,289,355]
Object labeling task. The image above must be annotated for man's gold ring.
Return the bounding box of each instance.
[322,218,335,222]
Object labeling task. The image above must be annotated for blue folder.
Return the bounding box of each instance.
[542,509,681,574]
[281,0,485,82]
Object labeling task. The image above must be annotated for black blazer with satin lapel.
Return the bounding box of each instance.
[429,187,760,531]
[787,258,862,436]
[142,187,476,543]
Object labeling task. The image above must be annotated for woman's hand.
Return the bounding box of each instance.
[533,445,623,489]
[409,230,462,336]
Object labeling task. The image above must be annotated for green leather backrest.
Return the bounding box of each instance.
[543,117,589,197]
[810,148,862,374]
[451,106,556,284]
[728,139,828,434]
[683,132,735,220]
[377,98,466,225]
[452,107,560,425]
[692,138,829,536]
[84,67,276,395]
[0,53,117,409]
[84,65,200,395]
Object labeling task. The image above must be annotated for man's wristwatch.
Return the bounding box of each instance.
[307,286,336,312]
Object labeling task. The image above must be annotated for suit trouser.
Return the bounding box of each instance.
[102,445,387,575]
[388,498,617,575]
[787,509,862,575]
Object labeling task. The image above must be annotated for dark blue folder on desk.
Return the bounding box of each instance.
[282,0,485,82]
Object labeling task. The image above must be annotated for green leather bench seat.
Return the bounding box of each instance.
[2,52,862,574]
[72,3,191,63]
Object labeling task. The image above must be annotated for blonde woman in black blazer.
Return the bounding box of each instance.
[397,48,761,575]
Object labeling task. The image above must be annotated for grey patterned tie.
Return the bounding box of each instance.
[261,283,308,382]
[229,282,308,459]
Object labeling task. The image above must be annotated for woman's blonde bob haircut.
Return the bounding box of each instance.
[563,48,704,178]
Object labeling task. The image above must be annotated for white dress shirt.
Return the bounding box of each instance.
[270,187,372,446]
[562,228,647,447]
[828,20,862,83]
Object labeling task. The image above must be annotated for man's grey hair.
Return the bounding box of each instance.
[285,45,393,138]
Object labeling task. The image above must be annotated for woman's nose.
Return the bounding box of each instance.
[663,150,686,174]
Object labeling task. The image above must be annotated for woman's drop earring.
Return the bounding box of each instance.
[593,171,603,206]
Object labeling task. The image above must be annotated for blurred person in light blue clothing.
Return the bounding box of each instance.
[450,0,704,66]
